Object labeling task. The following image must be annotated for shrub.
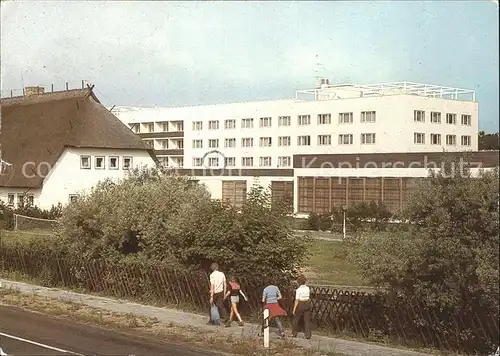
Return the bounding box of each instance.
[348,156,499,315]
[56,167,312,281]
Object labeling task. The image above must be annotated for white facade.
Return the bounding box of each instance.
[0,147,154,209]
[112,81,478,170]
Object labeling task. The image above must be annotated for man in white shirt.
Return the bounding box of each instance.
[208,262,228,325]
[292,274,312,339]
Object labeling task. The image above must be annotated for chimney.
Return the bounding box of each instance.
[24,86,45,96]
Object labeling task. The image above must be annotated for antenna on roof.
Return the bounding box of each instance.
[109,105,116,112]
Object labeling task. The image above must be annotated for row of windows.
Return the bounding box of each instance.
[6,193,34,207]
[191,111,377,131]
[79,155,133,170]
[6,194,79,207]
[413,133,472,146]
[192,156,292,168]
[414,111,472,126]
[191,133,378,149]
[130,122,184,134]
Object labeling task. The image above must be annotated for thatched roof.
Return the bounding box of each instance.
[0,88,156,188]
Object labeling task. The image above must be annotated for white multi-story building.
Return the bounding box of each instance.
[113,80,496,214]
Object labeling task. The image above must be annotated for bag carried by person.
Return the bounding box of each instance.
[210,303,220,323]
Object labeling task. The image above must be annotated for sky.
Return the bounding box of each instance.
[1,1,498,131]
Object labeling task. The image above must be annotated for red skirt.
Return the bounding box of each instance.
[264,303,287,317]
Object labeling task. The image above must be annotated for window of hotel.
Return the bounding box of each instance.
[225,138,236,148]
[259,137,272,147]
[430,134,441,145]
[242,157,254,167]
[278,116,291,126]
[241,137,254,147]
[361,111,376,123]
[461,135,471,146]
[414,132,425,144]
[161,123,168,132]
[278,156,291,167]
[109,156,119,169]
[129,124,139,133]
[208,157,219,167]
[7,193,14,206]
[431,112,441,123]
[298,115,311,125]
[414,110,425,123]
[123,156,132,170]
[361,133,376,144]
[192,157,203,167]
[158,157,168,167]
[339,112,353,124]
[27,194,34,207]
[208,120,219,130]
[259,157,272,167]
[446,134,456,146]
[208,139,219,148]
[144,140,154,149]
[158,140,168,149]
[192,139,203,149]
[278,136,291,146]
[224,119,236,129]
[192,121,203,130]
[80,155,91,169]
[461,114,471,126]
[224,157,236,167]
[317,113,331,125]
[146,123,154,133]
[446,113,457,125]
[260,117,272,127]
[242,118,254,128]
[339,134,353,145]
[297,135,311,146]
[69,195,78,204]
[317,134,331,145]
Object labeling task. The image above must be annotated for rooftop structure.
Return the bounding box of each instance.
[295,79,476,101]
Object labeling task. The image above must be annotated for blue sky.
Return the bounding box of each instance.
[1,1,498,131]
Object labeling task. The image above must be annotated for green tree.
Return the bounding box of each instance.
[478,131,499,150]
[348,156,499,313]
[57,168,311,280]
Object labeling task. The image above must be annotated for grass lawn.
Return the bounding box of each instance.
[0,229,54,246]
[1,229,367,287]
[304,239,366,287]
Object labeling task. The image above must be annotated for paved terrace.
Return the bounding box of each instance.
[0,279,431,356]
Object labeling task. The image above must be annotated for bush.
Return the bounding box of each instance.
[56,167,312,281]
[348,156,499,315]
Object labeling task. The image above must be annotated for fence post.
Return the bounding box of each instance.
[263,308,269,349]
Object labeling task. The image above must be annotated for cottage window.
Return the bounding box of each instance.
[7,193,14,206]
[95,156,105,169]
[123,156,133,170]
[80,155,91,169]
[109,156,119,169]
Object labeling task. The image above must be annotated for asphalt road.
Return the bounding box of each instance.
[0,305,222,356]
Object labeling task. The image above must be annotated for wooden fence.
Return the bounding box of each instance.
[0,247,498,355]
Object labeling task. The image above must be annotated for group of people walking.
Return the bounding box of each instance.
[207,262,312,339]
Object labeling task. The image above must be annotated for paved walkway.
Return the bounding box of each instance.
[0,279,431,356]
